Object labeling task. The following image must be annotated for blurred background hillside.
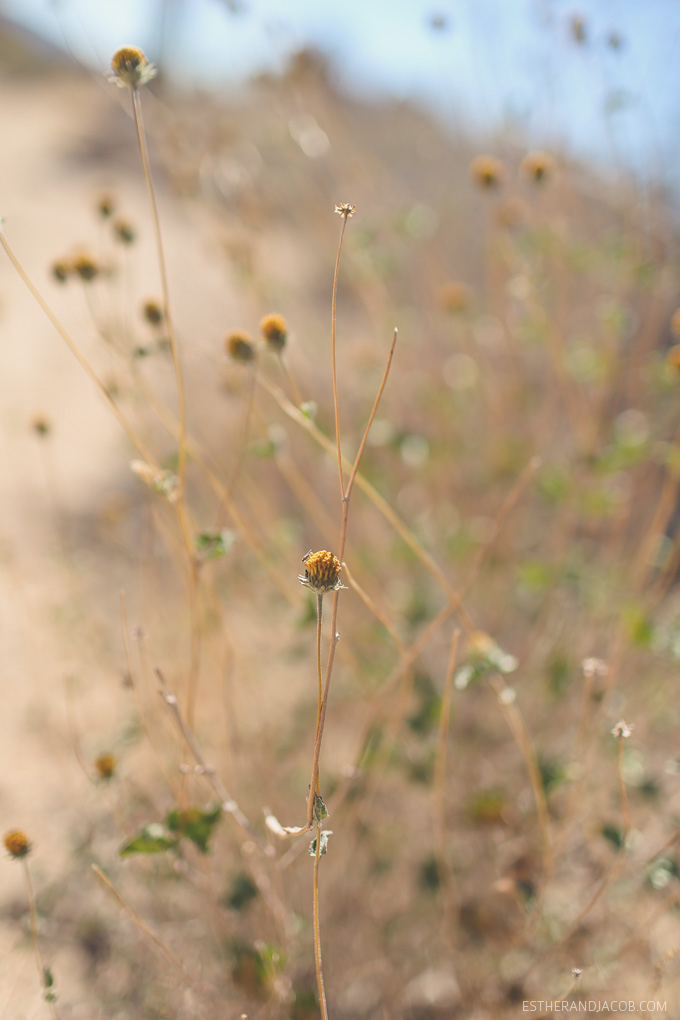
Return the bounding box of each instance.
[1,3,680,1019]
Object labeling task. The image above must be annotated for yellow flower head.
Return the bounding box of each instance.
[73,253,100,282]
[95,753,116,780]
[260,313,288,352]
[439,281,472,314]
[51,259,71,283]
[113,219,136,245]
[97,194,116,219]
[298,550,346,595]
[226,331,255,364]
[142,300,163,326]
[469,155,505,190]
[109,46,157,89]
[31,416,51,438]
[520,150,555,185]
[4,830,31,859]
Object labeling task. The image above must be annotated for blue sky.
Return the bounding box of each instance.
[4,0,680,188]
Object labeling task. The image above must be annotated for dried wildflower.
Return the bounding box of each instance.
[572,967,583,980]
[73,253,99,282]
[429,14,449,31]
[142,300,163,326]
[298,550,346,595]
[130,459,179,503]
[582,657,608,678]
[439,281,471,314]
[51,259,71,283]
[95,753,116,780]
[260,313,288,352]
[671,309,680,340]
[470,155,504,190]
[334,203,356,218]
[97,194,115,219]
[4,830,31,859]
[109,46,157,89]
[666,345,680,374]
[611,720,633,739]
[496,196,528,229]
[31,416,50,438]
[466,630,497,660]
[226,331,255,364]
[520,150,555,185]
[570,15,587,44]
[113,219,136,245]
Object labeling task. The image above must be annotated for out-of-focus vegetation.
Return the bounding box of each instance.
[1,9,680,1018]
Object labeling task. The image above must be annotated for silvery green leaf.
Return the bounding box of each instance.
[309,830,333,857]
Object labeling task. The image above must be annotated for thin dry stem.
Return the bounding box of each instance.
[258,375,473,631]
[433,629,461,915]
[490,677,554,886]
[129,86,202,728]
[155,668,264,846]
[91,864,186,974]
[305,326,399,828]
[331,212,350,495]
[279,352,303,408]
[313,824,329,1020]
[22,859,60,1020]
[129,85,187,499]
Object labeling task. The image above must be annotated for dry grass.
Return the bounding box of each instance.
[1,27,680,1020]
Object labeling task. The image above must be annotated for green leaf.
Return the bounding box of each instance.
[195,530,237,561]
[224,873,259,912]
[167,804,222,854]
[309,830,333,857]
[312,793,328,823]
[43,967,54,989]
[601,823,624,849]
[120,823,178,856]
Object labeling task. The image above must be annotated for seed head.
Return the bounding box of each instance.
[582,657,608,678]
[470,155,505,190]
[97,194,116,219]
[113,219,136,245]
[611,720,633,740]
[142,300,163,326]
[226,331,255,364]
[298,550,346,595]
[73,253,100,282]
[334,203,356,218]
[520,150,555,185]
[260,313,288,352]
[439,281,471,314]
[31,415,51,438]
[51,259,71,283]
[570,15,587,44]
[109,46,157,89]
[95,753,116,780]
[4,830,31,859]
